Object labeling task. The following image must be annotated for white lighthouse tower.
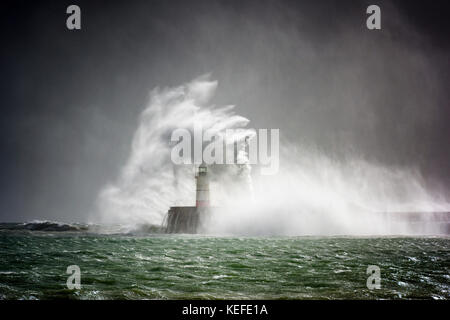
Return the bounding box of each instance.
[196,162,210,207]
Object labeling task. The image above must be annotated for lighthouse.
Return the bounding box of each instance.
[165,163,211,233]
[196,163,210,207]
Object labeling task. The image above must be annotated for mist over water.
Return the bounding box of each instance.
[96,76,449,236]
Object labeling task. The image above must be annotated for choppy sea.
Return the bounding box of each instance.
[0,221,448,299]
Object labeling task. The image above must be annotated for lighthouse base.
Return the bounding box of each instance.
[165,207,210,233]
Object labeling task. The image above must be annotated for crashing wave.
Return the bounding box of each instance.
[0,220,166,234]
[0,220,89,232]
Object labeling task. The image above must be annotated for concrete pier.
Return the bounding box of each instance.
[166,207,198,233]
[165,207,210,233]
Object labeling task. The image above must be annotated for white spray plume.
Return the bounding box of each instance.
[96,75,449,235]
[95,75,254,229]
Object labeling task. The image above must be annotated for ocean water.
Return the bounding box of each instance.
[0,223,449,300]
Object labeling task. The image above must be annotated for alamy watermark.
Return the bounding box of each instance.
[366,265,381,290]
[66,265,81,290]
[66,5,81,30]
[366,5,381,30]
[170,125,280,175]
[66,4,380,32]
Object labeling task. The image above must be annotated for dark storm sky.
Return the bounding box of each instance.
[0,0,449,222]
